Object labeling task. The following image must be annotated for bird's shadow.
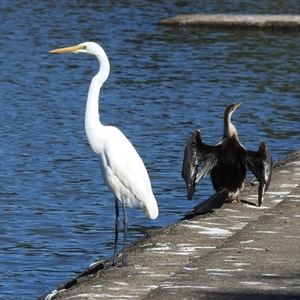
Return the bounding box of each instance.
[240,199,257,206]
[180,209,214,221]
[181,197,258,221]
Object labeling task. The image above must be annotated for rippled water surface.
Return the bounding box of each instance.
[1,1,300,299]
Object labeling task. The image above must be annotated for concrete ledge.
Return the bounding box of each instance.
[158,14,300,30]
[40,149,300,300]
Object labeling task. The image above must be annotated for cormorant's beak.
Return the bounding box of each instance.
[49,45,82,54]
[234,102,243,109]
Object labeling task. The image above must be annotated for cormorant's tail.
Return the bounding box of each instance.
[193,191,228,214]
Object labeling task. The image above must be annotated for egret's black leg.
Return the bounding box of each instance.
[122,201,128,266]
[113,197,120,266]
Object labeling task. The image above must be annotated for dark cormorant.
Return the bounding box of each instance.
[182,103,272,214]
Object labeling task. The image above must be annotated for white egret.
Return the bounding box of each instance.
[49,42,158,266]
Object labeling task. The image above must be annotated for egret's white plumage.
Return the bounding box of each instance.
[50,42,158,266]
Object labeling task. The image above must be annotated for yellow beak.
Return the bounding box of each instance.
[49,45,82,54]
[234,102,243,109]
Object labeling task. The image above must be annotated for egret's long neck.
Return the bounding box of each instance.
[85,48,110,150]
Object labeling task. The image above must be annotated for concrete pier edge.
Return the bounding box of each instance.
[158,14,300,31]
[39,148,300,300]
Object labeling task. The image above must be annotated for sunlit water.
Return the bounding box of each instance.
[0,1,300,299]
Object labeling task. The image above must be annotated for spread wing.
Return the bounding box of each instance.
[246,141,272,206]
[182,129,219,200]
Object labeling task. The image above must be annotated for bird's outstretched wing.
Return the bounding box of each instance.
[182,130,201,200]
[246,141,272,206]
[182,129,219,200]
[193,190,228,214]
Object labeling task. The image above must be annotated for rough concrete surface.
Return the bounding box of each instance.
[40,149,300,300]
[159,14,300,31]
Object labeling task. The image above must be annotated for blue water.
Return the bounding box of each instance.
[0,1,300,299]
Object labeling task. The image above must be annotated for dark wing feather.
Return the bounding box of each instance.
[182,130,202,200]
[182,129,219,200]
[247,141,272,206]
[193,191,228,214]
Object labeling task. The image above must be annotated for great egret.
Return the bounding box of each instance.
[50,42,159,266]
[182,103,272,213]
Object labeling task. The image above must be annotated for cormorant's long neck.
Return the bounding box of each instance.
[223,110,237,139]
[85,47,110,149]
